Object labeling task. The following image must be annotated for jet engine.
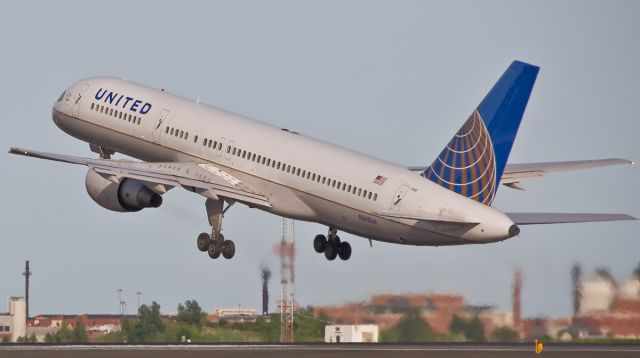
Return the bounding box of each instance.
[85,169,163,212]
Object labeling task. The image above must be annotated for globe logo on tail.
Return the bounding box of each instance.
[423,110,497,205]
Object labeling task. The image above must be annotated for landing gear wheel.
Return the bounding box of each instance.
[222,240,236,259]
[313,235,327,253]
[208,241,222,259]
[338,241,352,261]
[197,233,210,252]
[324,241,338,261]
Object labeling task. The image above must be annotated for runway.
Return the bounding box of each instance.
[2,343,640,358]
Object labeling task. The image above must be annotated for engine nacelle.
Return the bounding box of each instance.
[85,169,163,212]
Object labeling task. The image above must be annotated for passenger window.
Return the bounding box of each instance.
[232,147,236,155]
[373,193,378,201]
[363,190,368,198]
[99,106,104,113]
[286,165,290,173]
[257,155,261,163]
[358,188,362,196]
[166,126,170,134]
[348,185,352,192]
[368,192,372,200]
[251,154,257,161]
[194,135,198,143]
[109,108,113,116]
[342,183,346,191]
[322,177,326,184]
[170,128,174,135]
[242,150,246,158]
[185,133,188,140]
[90,103,95,110]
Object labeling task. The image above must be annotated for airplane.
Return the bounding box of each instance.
[9,60,636,262]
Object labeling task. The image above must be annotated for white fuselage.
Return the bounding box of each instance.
[52,77,517,246]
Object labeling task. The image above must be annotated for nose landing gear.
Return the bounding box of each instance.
[313,227,351,261]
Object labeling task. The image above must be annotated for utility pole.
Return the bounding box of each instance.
[23,260,32,319]
[136,291,142,315]
[116,289,126,317]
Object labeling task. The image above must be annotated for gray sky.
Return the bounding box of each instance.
[1,0,638,318]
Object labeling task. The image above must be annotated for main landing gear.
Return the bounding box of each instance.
[313,227,351,261]
[196,198,236,260]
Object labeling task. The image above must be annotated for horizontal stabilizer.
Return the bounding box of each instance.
[506,212,636,225]
[501,158,634,185]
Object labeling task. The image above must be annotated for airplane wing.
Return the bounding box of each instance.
[8,147,271,208]
[409,158,635,190]
[506,212,636,225]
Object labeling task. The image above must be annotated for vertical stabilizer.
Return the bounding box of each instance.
[422,61,539,205]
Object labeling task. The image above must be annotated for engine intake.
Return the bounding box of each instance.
[85,169,163,212]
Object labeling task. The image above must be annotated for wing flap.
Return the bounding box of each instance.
[506,212,636,225]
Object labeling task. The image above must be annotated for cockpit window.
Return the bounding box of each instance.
[57,91,66,102]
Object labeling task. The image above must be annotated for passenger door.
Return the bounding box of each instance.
[152,109,170,144]
[390,184,410,211]
[71,84,89,117]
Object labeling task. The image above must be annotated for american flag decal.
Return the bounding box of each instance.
[373,175,387,185]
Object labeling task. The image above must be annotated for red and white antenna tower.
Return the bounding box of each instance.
[274,218,297,342]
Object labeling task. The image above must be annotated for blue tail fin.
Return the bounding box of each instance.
[422,61,539,205]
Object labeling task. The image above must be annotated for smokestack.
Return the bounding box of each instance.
[571,263,582,317]
[261,266,271,315]
[512,268,522,341]
[22,260,32,319]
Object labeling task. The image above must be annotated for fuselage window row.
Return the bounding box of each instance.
[221,144,377,202]
[164,126,189,141]
[91,102,141,125]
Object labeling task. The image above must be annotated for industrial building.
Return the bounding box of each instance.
[0,297,27,342]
